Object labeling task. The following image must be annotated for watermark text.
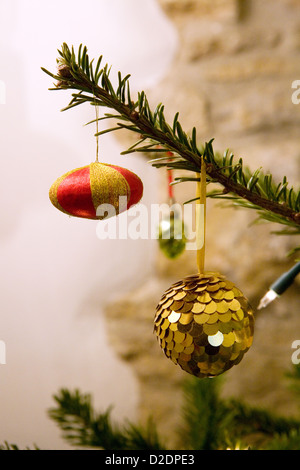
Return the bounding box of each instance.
[291,340,300,365]
[291,80,300,104]
[95,199,204,250]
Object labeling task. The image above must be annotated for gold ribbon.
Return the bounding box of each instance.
[196,157,206,274]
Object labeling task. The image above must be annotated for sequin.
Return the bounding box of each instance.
[191,303,206,314]
[168,311,181,323]
[179,313,194,325]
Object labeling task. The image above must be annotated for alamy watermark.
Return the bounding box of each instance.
[0,80,5,104]
[291,340,300,365]
[291,80,300,104]
[95,198,205,250]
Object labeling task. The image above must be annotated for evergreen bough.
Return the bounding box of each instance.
[41,43,300,256]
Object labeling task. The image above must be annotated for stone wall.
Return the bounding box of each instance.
[104,0,300,449]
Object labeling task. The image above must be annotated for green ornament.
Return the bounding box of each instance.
[158,210,186,259]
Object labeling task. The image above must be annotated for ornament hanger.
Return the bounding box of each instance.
[94,95,99,163]
[157,150,186,259]
[166,151,175,204]
[196,157,206,275]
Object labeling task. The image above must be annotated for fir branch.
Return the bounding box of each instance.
[223,398,300,437]
[48,388,164,450]
[0,441,39,450]
[41,43,300,238]
[0,442,21,450]
[265,429,300,450]
[180,371,300,450]
[179,376,226,450]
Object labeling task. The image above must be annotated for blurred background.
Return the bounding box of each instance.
[0,0,299,450]
[0,0,177,449]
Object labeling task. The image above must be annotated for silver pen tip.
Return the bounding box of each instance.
[257,290,278,310]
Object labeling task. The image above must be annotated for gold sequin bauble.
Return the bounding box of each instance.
[154,272,254,378]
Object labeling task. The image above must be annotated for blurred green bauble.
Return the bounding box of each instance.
[158,213,186,259]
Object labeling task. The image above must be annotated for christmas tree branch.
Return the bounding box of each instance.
[48,388,164,450]
[47,368,300,451]
[41,43,300,244]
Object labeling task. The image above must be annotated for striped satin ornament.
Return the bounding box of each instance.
[49,162,143,220]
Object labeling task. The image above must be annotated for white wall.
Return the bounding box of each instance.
[0,0,177,449]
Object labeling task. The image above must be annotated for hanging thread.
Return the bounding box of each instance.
[94,95,99,162]
[166,151,175,202]
[196,157,206,274]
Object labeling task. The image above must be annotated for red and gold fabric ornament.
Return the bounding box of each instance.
[49,162,143,219]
